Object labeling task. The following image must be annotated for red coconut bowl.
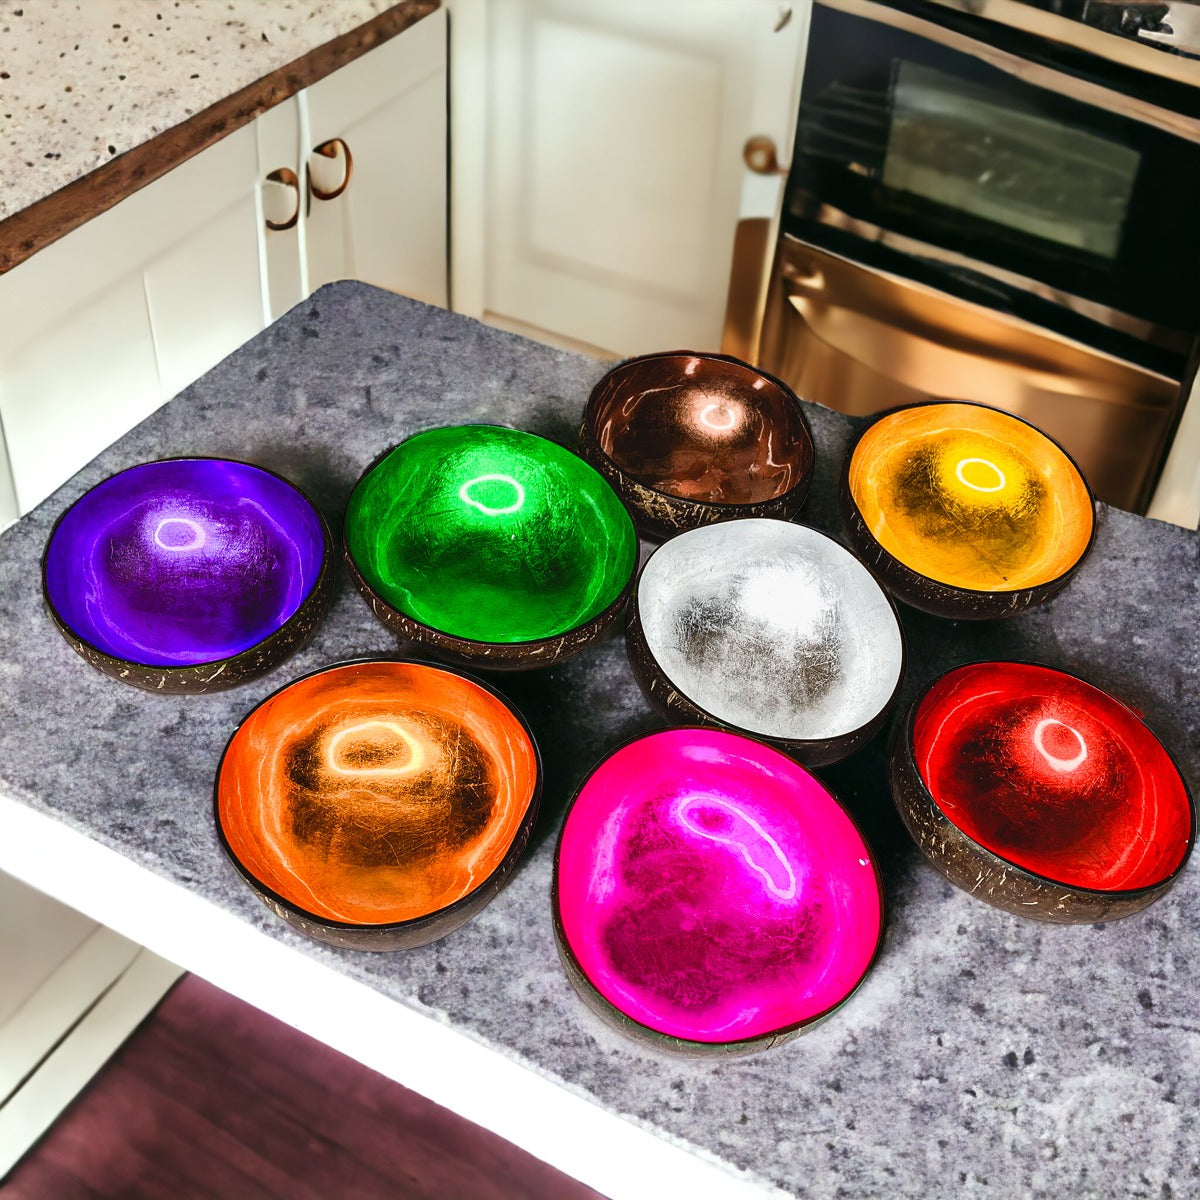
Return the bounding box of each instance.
[890,661,1195,922]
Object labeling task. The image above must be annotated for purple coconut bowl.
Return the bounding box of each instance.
[43,458,334,693]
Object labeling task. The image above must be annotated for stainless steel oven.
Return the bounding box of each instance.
[752,0,1200,514]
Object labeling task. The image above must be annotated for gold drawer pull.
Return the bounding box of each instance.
[263,167,301,232]
[309,138,353,201]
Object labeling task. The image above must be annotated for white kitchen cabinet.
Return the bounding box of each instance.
[303,6,448,307]
[450,0,805,357]
[257,98,308,324]
[0,873,98,1037]
[0,8,448,524]
[143,131,269,403]
[0,124,266,518]
[255,6,449,321]
[0,871,181,1177]
[0,123,263,1140]
[0,9,447,1165]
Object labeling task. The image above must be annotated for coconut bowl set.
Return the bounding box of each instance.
[42,350,1194,1057]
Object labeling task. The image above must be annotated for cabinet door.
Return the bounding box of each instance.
[303,7,448,306]
[0,125,266,515]
[1148,371,1200,528]
[454,0,801,356]
[0,234,162,516]
[142,128,267,400]
[257,97,307,323]
[0,869,180,1179]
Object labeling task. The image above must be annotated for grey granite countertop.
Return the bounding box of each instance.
[1,282,1198,1199]
[0,0,400,222]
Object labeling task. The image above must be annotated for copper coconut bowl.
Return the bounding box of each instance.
[580,351,815,540]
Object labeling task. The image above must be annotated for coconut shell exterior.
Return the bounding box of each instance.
[888,699,1190,923]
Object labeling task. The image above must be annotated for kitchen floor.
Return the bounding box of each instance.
[2,974,607,1200]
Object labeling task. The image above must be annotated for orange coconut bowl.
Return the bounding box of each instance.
[214,659,541,950]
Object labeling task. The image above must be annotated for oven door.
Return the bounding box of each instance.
[782,0,1200,379]
[759,235,1180,513]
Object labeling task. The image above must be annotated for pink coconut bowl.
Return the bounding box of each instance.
[553,726,884,1055]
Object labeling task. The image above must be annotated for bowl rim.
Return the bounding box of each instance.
[631,517,908,754]
[341,422,640,649]
[580,349,817,513]
[551,723,886,1054]
[41,454,335,676]
[896,657,1197,899]
[840,398,1098,599]
[212,654,544,934]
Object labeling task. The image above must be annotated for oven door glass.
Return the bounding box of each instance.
[786,2,1200,372]
[883,61,1140,261]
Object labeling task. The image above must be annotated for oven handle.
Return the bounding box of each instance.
[785,209,1192,357]
[778,249,1177,406]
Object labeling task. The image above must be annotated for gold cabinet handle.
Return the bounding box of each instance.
[743,135,788,176]
[263,167,301,232]
[309,137,354,201]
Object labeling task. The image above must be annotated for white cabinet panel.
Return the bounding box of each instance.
[256,98,307,323]
[0,423,19,530]
[0,274,161,513]
[135,124,266,402]
[0,945,181,1180]
[0,927,138,1105]
[0,124,266,515]
[524,18,722,297]
[0,872,97,1032]
[461,0,797,357]
[0,169,162,514]
[304,7,448,306]
[145,193,264,399]
[1148,371,1200,528]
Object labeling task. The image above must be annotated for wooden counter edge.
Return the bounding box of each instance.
[0,0,440,275]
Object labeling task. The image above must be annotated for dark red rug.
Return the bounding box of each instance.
[3,973,607,1200]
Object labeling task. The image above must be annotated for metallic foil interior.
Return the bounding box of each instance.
[556,727,882,1043]
[216,661,539,925]
[43,459,327,666]
[913,662,1192,891]
[345,425,637,643]
[848,403,1094,592]
[589,354,812,504]
[638,519,904,741]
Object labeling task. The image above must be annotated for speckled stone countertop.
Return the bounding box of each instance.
[1,282,1198,1199]
[0,0,403,222]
